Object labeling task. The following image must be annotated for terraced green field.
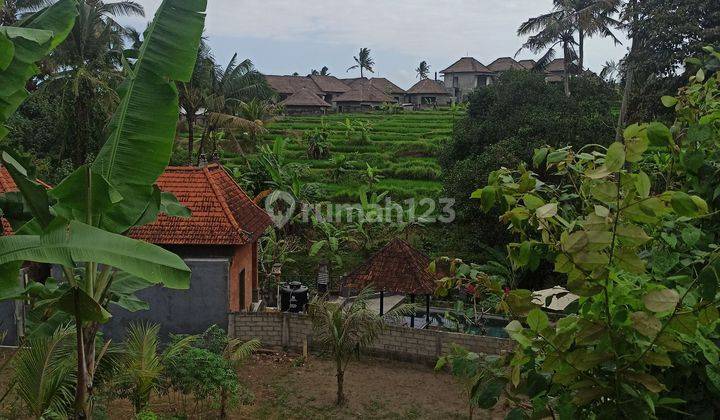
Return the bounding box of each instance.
[224,109,459,202]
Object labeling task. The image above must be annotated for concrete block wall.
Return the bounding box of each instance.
[231,312,513,365]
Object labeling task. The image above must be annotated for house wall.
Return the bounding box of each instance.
[407,94,453,107]
[230,312,513,365]
[443,72,492,102]
[0,301,20,345]
[335,102,383,112]
[229,242,256,312]
[283,105,329,115]
[105,257,230,340]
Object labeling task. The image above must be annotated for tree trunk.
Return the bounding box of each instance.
[563,52,571,98]
[186,112,195,165]
[336,365,345,406]
[615,3,640,142]
[220,387,228,419]
[615,62,634,142]
[73,85,91,167]
[360,67,363,78]
[196,125,210,166]
[73,293,90,419]
[578,29,585,71]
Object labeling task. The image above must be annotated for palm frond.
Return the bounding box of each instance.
[224,338,261,368]
[517,10,563,36]
[100,1,145,17]
[13,324,75,418]
[532,46,558,71]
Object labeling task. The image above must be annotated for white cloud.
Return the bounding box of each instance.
[129,0,627,84]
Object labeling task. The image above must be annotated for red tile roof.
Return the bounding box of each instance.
[1,166,54,235]
[129,164,272,246]
[342,239,441,294]
[1,166,19,236]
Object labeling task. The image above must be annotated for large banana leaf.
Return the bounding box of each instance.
[49,164,122,225]
[92,0,207,233]
[0,150,52,227]
[0,0,77,139]
[0,219,191,290]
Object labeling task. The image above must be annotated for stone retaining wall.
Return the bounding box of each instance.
[229,312,513,364]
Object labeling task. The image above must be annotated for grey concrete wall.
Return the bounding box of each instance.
[0,301,18,345]
[231,312,513,365]
[104,258,230,341]
[443,73,493,102]
[408,94,453,107]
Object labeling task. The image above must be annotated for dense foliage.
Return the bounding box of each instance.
[441,71,618,263]
[0,1,206,416]
[625,0,720,123]
[455,51,720,418]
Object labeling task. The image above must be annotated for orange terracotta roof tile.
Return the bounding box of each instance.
[1,166,22,236]
[129,164,272,246]
[342,239,441,294]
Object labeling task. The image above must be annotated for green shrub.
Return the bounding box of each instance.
[166,347,240,415]
[135,410,158,420]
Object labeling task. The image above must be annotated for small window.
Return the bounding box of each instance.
[453,76,459,87]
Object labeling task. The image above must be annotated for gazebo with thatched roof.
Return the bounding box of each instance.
[342,239,440,327]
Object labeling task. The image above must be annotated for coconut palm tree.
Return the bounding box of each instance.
[38,0,145,165]
[308,287,414,405]
[179,39,215,163]
[310,66,331,76]
[0,0,54,24]
[517,14,577,97]
[519,1,621,73]
[347,47,375,78]
[415,60,430,79]
[557,0,621,69]
[195,54,273,161]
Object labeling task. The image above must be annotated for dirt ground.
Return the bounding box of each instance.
[230,352,509,420]
[0,350,510,419]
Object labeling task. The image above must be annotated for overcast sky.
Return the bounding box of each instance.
[123,0,628,89]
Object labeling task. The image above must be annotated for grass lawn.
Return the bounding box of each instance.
[221,109,463,203]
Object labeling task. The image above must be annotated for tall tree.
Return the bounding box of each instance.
[179,39,214,164]
[517,15,577,97]
[618,0,720,124]
[0,0,206,416]
[415,60,430,79]
[195,54,272,162]
[347,47,374,78]
[519,1,621,71]
[310,66,330,76]
[558,0,621,70]
[0,0,55,24]
[42,0,145,166]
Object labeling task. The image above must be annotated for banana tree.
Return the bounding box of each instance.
[0,0,207,417]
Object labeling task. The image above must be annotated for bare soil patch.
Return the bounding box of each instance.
[0,349,510,419]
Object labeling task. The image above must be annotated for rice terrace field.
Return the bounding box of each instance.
[222,109,461,202]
